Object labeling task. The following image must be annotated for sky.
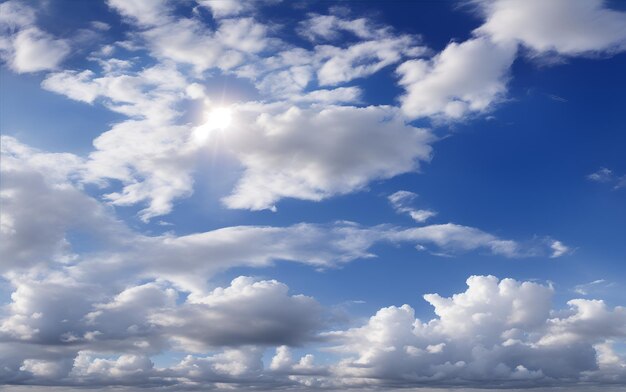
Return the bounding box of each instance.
[0,0,625,390]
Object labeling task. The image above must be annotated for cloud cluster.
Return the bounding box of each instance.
[0,139,584,389]
[2,271,623,389]
[24,0,625,216]
[397,0,626,120]
[1,135,567,287]
[32,1,430,218]
[325,275,626,388]
[1,1,623,390]
[0,143,610,387]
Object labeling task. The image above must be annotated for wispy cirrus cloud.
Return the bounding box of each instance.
[588,167,626,190]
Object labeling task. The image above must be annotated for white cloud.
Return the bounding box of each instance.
[316,36,427,86]
[588,167,614,183]
[475,0,626,56]
[298,14,388,43]
[220,104,433,211]
[397,0,626,121]
[390,223,522,257]
[4,274,622,388]
[106,0,170,27]
[2,3,616,388]
[138,15,270,73]
[20,359,66,379]
[197,0,255,19]
[388,190,437,223]
[326,275,626,387]
[550,240,570,258]
[0,2,69,73]
[1,137,568,294]
[233,14,427,99]
[42,64,198,221]
[397,36,516,120]
[0,1,35,30]
[129,222,380,292]
[538,298,626,346]
[587,167,626,190]
[71,352,155,383]
[290,87,362,104]
[33,7,431,218]
[574,280,609,296]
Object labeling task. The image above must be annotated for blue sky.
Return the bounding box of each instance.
[0,0,625,390]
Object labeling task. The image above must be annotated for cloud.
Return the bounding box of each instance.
[549,240,570,258]
[1,136,568,293]
[42,64,197,221]
[148,277,323,350]
[388,190,437,223]
[474,0,626,56]
[3,274,623,388]
[397,0,626,121]
[390,223,521,257]
[36,7,426,218]
[587,167,626,190]
[233,13,427,99]
[219,104,434,211]
[197,0,256,19]
[325,275,626,388]
[106,0,170,27]
[574,280,609,296]
[0,1,35,29]
[70,352,156,385]
[0,273,323,384]
[297,13,388,42]
[0,1,69,73]
[588,167,614,183]
[0,136,128,272]
[131,12,271,72]
[2,3,616,388]
[316,36,427,86]
[0,140,575,388]
[397,36,516,120]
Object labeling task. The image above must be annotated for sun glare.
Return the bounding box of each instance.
[206,107,232,130]
[192,107,233,144]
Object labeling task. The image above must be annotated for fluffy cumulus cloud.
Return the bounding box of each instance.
[0,272,322,385]
[220,104,433,210]
[1,274,624,388]
[398,36,517,120]
[325,276,626,388]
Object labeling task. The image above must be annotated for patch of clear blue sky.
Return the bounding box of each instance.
[2,0,625,322]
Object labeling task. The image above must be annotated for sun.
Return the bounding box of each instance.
[192,106,233,144]
[206,107,232,130]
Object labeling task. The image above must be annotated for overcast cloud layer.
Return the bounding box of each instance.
[1,0,625,390]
